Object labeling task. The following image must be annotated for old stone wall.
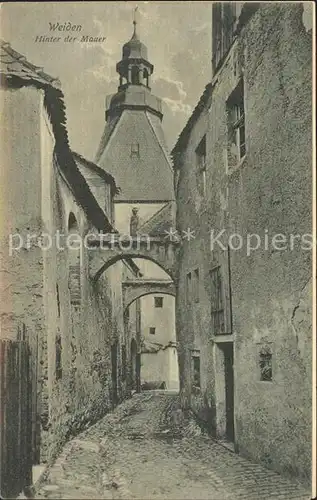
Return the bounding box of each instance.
[228,3,312,482]
[175,3,312,483]
[0,87,44,341]
[41,171,130,462]
[175,100,216,423]
[0,86,134,464]
[0,87,47,462]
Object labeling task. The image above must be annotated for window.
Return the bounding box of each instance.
[193,268,200,303]
[210,266,225,334]
[154,297,163,308]
[212,3,237,73]
[196,135,207,197]
[131,142,140,159]
[149,327,156,335]
[186,272,192,304]
[259,346,273,382]
[192,355,201,388]
[226,80,246,168]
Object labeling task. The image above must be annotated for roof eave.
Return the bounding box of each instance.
[72,151,119,195]
[171,82,214,160]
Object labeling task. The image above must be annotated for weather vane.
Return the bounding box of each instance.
[133,6,138,26]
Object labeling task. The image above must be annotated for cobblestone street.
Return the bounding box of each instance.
[35,393,310,500]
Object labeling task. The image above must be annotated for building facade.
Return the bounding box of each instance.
[140,292,179,391]
[172,3,312,483]
[0,40,138,464]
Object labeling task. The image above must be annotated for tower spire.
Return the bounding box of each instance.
[132,6,138,39]
[115,11,153,92]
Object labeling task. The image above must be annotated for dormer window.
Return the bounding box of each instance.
[131,142,140,159]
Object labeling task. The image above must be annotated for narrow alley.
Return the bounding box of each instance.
[33,393,310,500]
[0,4,313,499]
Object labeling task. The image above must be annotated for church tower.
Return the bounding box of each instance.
[95,15,175,235]
[95,15,178,391]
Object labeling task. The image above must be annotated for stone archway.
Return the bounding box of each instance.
[87,234,179,283]
[122,279,176,312]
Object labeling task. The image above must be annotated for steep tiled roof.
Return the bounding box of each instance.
[96,109,175,202]
[0,39,60,88]
[95,114,121,164]
[0,39,114,233]
[72,151,119,195]
[146,112,173,170]
[138,201,175,236]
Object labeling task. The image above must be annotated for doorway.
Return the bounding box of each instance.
[131,339,137,391]
[215,341,234,443]
[223,342,234,441]
[131,339,141,393]
[111,341,118,407]
[136,352,141,393]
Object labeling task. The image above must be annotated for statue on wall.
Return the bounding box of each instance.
[130,207,139,236]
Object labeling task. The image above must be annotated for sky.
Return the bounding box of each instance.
[1,1,212,161]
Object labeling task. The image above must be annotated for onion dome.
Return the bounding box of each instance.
[122,21,148,60]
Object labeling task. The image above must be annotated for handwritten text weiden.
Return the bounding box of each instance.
[34,22,107,43]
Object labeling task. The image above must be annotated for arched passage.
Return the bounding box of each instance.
[122,277,176,311]
[87,233,178,283]
[91,253,175,283]
[87,236,179,393]
[124,289,176,313]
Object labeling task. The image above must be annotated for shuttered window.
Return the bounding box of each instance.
[212,3,237,73]
[226,79,246,168]
[210,266,225,334]
[210,246,232,335]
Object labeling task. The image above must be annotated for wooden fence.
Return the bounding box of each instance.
[0,339,32,499]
